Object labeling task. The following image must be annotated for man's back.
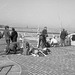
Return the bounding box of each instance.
[11,29,18,42]
[41,29,47,36]
[60,30,67,40]
[11,31,18,37]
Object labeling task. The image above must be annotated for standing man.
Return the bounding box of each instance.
[11,28,18,42]
[38,27,48,48]
[2,26,10,46]
[60,29,68,46]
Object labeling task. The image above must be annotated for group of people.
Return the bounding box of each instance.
[0,26,71,56]
[50,29,70,47]
[37,27,59,48]
[38,27,70,48]
[3,26,51,56]
[1,26,18,46]
[0,26,20,54]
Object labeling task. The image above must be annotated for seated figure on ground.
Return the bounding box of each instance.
[26,42,51,57]
[50,36,59,47]
[5,38,24,54]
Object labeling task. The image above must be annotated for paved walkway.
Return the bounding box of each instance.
[0,55,22,75]
[6,46,75,75]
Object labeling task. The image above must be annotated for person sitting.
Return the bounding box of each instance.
[26,42,51,57]
[42,47,51,55]
[50,36,59,47]
[5,39,24,54]
[27,47,46,57]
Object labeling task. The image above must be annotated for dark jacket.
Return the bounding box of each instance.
[41,29,48,37]
[60,30,67,40]
[11,31,18,42]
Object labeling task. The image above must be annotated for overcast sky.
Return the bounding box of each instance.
[0,0,75,31]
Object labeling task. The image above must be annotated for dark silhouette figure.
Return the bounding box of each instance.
[38,27,48,48]
[60,29,68,46]
[11,28,18,42]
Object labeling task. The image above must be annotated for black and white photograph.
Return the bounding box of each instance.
[0,0,75,75]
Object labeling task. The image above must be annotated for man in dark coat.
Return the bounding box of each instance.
[38,27,48,48]
[60,29,68,46]
[11,28,18,42]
